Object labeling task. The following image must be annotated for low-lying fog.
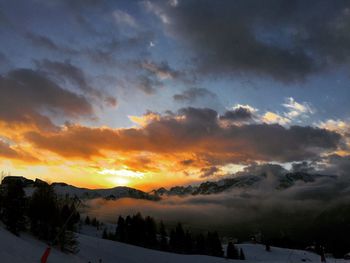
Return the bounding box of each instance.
[82,168,350,238]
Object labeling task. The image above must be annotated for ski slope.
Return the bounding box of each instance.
[0,226,347,263]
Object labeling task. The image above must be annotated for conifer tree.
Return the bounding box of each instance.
[85,215,91,225]
[2,180,26,235]
[57,200,80,253]
[184,230,194,254]
[115,216,126,242]
[227,241,239,259]
[239,248,246,260]
[28,184,58,240]
[195,233,207,254]
[207,231,223,257]
[102,228,108,239]
[145,216,157,248]
[159,221,168,251]
[171,222,185,253]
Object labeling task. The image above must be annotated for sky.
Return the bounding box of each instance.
[0,0,349,190]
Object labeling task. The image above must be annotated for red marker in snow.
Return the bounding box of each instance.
[41,247,51,263]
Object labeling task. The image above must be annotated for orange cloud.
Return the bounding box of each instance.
[24,108,341,164]
[0,140,39,163]
[0,107,344,191]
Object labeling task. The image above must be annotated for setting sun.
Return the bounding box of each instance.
[109,177,130,187]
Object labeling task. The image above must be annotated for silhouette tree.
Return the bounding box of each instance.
[28,184,58,240]
[85,215,91,225]
[207,231,223,257]
[2,180,26,235]
[239,248,246,260]
[145,216,157,248]
[184,230,194,254]
[227,241,239,259]
[57,201,80,253]
[115,216,126,242]
[102,228,108,239]
[170,223,186,253]
[159,221,168,251]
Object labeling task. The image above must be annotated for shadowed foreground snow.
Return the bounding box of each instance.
[0,227,347,263]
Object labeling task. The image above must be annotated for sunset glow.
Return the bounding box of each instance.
[0,0,349,192]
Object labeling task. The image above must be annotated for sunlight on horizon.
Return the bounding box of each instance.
[98,168,145,187]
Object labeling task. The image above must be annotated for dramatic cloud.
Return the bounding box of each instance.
[173,88,215,103]
[24,107,341,163]
[147,0,350,81]
[0,140,20,159]
[0,0,349,190]
[0,139,37,162]
[35,59,117,106]
[0,68,94,130]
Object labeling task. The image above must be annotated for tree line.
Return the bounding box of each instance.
[0,178,80,253]
[98,212,246,259]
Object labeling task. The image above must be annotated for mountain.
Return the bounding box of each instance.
[1,171,337,201]
[1,176,159,201]
[152,172,336,197]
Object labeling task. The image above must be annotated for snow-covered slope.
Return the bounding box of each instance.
[0,226,347,263]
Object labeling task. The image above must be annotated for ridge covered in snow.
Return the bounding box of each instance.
[151,172,336,196]
[1,176,159,201]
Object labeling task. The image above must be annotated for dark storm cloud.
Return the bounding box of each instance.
[35,59,117,106]
[148,0,350,81]
[173,88,216,103]
[25,107,341,163]
[0,68,93,130]
[219,107,255,122]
